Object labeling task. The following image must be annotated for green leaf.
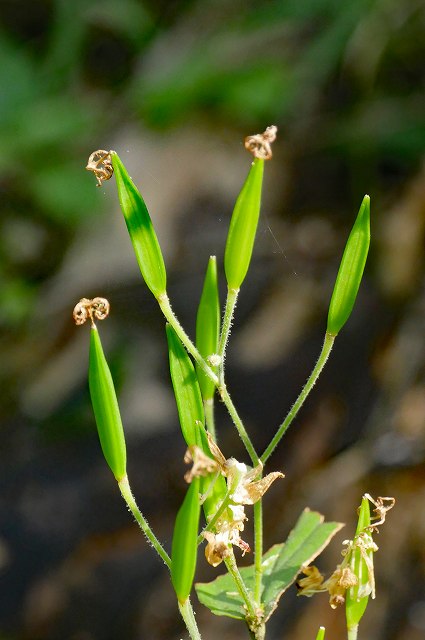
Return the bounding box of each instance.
[327,195,370,336]
[224,158,264,290]
[196,256,220,402]
[171,477,201,604]
[111,151,167,298]
[166,324,205,447]
[89,327,127,481]
[195,509,343,621]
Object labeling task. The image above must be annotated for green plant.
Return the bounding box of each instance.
[74,129,393,639]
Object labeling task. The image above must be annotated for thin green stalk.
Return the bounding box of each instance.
[348,625,359,640]
[159,293,258,464]
[253,500,263,605]
[203,398,216,441]
[261,332,335,464]
[218,287,239,383]
[224,551,257,621]
[159,294,219,386]
[219,384,259,466]
[178,598,202,640]
[118,475,171,568]
[197,489,232,545]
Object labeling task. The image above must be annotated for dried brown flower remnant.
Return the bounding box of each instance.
[73,297,110,327]
[86,150,113,186]
[297,565,326,596]
[184,445,220,483]
[363,494,395,532]
[244,125,278,160]
[325,565,358,609]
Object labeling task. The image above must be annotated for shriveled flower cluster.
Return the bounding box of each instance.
[184,433,284,567]
[297,494,394,608]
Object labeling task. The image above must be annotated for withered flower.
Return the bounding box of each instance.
[184,434,284,566]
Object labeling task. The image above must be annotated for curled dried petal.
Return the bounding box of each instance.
[86,150,113,187]
[73,297,110,327]
[244,125,277,160]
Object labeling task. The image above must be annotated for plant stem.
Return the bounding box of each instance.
[178,599,203,640]
[159,293,219,386]
[260,332,335,464]
[224,551,257,621]
[118,475,171,569]
[159,293,258,463]
[218,287,239,384]
[347,625,358,640]
[197,489,231,545]
[253,500,263,605]
[219,383,259,466]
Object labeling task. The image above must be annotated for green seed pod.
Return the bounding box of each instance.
[224,158,264,290]
[166,324,205,447]
[171,477,201,604]
[315,627,325,640]
[89,326,127,481]
[196,422,228,520]
[196,256,220,402]
[327,195,370,336]
[345,497,372,634]
[110,151,167,299]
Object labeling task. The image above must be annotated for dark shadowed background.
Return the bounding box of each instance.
[0,1,424,639]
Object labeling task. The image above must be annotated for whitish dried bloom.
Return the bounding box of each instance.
[191,434,283,566]
[203,504,249,567]
[343,532,378,599]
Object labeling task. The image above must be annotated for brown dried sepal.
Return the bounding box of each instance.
[244,125,278,160]
[73,297,110,327]
[86,150,113,187]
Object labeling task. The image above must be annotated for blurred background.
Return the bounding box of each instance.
[0,1,424,639]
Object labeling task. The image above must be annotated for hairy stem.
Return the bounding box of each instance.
[218,287,239,384]
[260,332,335,464]
[219,383,259,466]
[159,294,219,386]
[253,500,263,605]
[178,598,203,640]
[224,551,257,621]
[118,475,171,568]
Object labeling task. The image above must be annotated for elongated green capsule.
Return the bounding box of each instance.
[110,151,167,299]
[315,627,325,640]
[224,158,264,290]
[327,195,370,336]
[171,477,201,604]
[166,324,204,447]
[196,256,220,402]
[166,325,227,516]
[89,326,127,481]
[345,497,372,635]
